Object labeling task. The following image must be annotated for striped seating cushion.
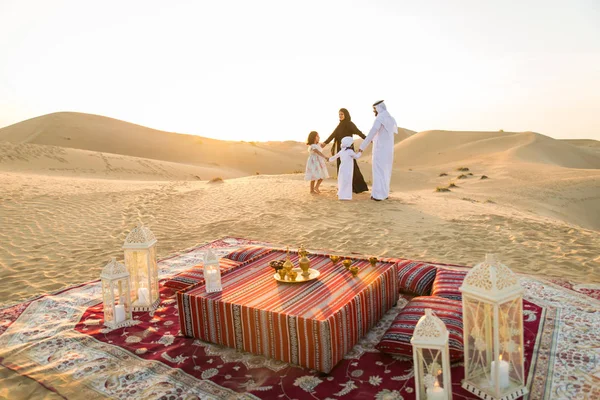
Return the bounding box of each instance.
[223,246,273,262]
[376,296,464,361]
[396,261,438,296]
[431,269,468,301]
[163,258,242,291]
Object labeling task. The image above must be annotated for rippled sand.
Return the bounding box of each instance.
[1,170,598,310]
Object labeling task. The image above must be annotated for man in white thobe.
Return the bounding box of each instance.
[358,100,398,201]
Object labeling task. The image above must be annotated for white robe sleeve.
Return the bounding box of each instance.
[350,151,361,159]
[329,151,342,162]
[359,121,383,151]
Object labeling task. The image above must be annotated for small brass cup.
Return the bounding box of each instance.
[349,266,359,277]
[277,268,286,280]
[330,255,340,264]
[369,257,378,267]
[342,259,352,270]
[288,270,298,281]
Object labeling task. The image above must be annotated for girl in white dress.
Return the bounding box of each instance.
[329,136,362,200]
[305,131,329,194]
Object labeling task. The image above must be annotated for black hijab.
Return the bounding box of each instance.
[338,108,351,124]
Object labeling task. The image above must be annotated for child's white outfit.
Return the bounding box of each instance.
[305,144,329,181]
[329,136,361,200]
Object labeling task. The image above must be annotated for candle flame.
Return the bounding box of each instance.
[434,379,440,388]
[437,369,442,375]
[499,354,503,361]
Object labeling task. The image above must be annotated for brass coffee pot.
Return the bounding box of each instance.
[298,244,310,277]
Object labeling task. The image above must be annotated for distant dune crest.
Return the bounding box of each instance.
[394,129,600,169]
[1,112,599,175]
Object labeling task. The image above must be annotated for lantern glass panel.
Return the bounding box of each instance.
[416,347,448,398]
[126,249,149,304]
[499,298,525,388]
[463,295,527,398]
[148,246,159,301]
[204,262,222,292]
[102,280,114,323]
[463,296,494,382]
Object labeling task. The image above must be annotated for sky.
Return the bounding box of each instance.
[1,0,599,142]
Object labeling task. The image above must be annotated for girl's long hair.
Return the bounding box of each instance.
[306,131,318,145]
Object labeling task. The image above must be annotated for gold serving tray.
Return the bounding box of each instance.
[274,268,320,283]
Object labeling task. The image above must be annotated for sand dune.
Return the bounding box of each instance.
[0,112,312,176]
[561,139,600,149]
[0,141,245,180]
[393,130,600,169]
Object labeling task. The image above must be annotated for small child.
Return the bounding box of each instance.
[305,131,329,194]
[329,136,361,200]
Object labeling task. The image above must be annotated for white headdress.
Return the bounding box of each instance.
[341,136,354,149]
[375,101,398,135]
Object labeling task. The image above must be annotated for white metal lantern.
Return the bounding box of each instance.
[203,249,222,293]
[101,258,135,329]
[459,254,527,400]
[411,309,453,400]
[123,225,159,312]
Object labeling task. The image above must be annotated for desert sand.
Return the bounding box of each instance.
[0,112,599,398]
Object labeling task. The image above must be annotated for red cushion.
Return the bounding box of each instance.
[163,258,242,291]
[431,269,468,301]
[223,246,273,262]
[376,296,464,361]
[396,261,438,296]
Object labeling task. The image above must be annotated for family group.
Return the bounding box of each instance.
[305,100,398,201]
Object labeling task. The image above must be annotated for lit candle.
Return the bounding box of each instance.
[491,355,510,389]
[426,379,446,400]
[115,304,126,323]
[137,287,150,306]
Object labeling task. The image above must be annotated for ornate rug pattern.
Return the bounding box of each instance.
[1,238,599,399]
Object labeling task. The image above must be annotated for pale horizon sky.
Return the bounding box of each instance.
[1,0,599,142]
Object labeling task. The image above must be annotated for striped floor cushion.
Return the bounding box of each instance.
[223,246,273,263]
[396,261,438,296]
[431,269,468,301]
[163,258,242,291]
[376,296,464,361]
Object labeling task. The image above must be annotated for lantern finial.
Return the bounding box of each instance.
[460,253,521,301]
[411,308,449,345]
[123,225,157,248]
[101,258,128,279]
[204,248,218,264]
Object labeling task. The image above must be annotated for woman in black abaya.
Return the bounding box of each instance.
[322,108,369,193]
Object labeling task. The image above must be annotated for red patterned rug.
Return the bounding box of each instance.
[1,237,598,399]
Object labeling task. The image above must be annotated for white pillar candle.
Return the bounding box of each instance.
[115,304,126,323]
[138,287,150,305]
[491,357,510,389]
[426,380,446,400]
